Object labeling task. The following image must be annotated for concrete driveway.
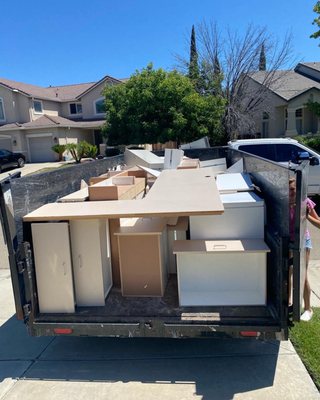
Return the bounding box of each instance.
[0,161,68,180]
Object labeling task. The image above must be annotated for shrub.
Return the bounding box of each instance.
[51,144,66,161]
[65,141,97,163]
[296,135,320,153]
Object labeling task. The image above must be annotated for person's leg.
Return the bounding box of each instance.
[303,248,311,311]
[301,247,313,321]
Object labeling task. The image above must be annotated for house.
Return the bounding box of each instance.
[0,75,122,162]
[242,62,320,138]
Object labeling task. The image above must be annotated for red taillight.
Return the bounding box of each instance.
[53,328,73,335]
[240,331,260,337]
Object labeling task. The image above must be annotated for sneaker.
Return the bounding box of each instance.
[300,309,313,322]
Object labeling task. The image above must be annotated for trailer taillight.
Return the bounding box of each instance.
[53,328,73,335]
[240,331,260,337]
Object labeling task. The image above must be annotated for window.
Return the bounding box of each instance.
[262,112,269,138]
[295,108,303,134]
[238,144,276,161]
[94,98,106,114]
[0,98,5,121]
[69,103,82,115]
[33,100,43,114]
[274,144,311,163]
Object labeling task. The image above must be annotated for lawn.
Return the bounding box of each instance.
[289,307,320,390]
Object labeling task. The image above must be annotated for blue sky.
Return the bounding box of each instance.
[1,0,318,86]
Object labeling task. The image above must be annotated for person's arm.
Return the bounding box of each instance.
[307,213,320,228]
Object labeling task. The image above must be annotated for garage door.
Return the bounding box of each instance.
[0,137,12,151]
[28,136,56,162]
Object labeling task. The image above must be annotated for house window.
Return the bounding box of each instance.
[69,103,82,115]
[296,108,303,134]
[94,98,106,115]
[0,98,5,121]
[33,100,43,114]
[262,112,269,138]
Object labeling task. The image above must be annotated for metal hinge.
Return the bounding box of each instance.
[23,303,31,318]
[16,242,32,274]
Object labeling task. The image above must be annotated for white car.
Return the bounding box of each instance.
[228,138,320,195]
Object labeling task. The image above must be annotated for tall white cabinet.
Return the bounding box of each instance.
[31,222,75,313]
[70,219,112,306]
[31,219,113,312]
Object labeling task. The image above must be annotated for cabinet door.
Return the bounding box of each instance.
[70,219,112,306]
[31,223,75,313]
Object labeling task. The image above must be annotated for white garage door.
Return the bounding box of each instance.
[0,137,12,151]
[28,136,56,162]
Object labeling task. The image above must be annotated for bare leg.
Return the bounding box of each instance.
[304,248,311,311]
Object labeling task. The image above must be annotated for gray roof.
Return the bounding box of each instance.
[249,70,320,100]
[0,115,105,131]
[0,75,122,102]
[297,62,320,72]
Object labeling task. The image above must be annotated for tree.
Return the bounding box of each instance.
[188,25,199,85]
[103,64,226,146]
[310,1,320,42]
[259,43,266,71]
[65,141,97,163]
[177,21,294,140]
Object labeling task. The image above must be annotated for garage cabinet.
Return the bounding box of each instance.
[31,222,75,313]
[116,218,168,296]
[174,239,270,306]
[69,219,112,306]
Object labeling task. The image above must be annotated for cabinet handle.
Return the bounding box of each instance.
[213,244,227,249]
[78,254,82,269]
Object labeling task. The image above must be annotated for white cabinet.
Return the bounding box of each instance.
[174,239,270,306]
[31,222,75,313]
[69,219,112,306]
[190,192,265,240]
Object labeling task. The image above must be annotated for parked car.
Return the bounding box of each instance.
[0,149,25,172]
[228,138,320,195]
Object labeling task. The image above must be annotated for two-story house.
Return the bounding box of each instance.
[242,62,320,139]
[0,75,121,162]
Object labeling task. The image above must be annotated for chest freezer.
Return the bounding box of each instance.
[190,191,265,240]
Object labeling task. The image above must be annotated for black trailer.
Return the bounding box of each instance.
[0,150,309,340]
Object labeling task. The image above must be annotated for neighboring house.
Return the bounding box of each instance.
[241,62,320,139]
[0,75,122,162]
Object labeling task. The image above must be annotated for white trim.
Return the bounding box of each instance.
[26,133,54,138]
[0,97,6,122]
[33,99,43,114]
[93,97,106,116]
[0,134,11,139]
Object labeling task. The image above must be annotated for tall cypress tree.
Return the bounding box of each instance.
[188,25,199,84]
[259,43,266,71]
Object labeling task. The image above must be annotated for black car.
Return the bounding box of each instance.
[0,149,25,172]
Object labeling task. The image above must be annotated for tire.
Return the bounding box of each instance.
[17,158,25,168]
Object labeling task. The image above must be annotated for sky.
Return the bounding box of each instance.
[0,0,319,87]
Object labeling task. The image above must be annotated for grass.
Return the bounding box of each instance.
[27,163,73,175]
[289,307,320,390]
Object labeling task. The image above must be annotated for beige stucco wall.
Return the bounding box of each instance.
[0,86,19,124]
[31,99,60,120]
[79,82,110,119]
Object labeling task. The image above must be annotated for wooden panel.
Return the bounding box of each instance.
[24,169,224,221]
[31,222,75,313]
[118,234,164,296]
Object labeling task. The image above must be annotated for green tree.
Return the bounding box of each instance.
[103,64,225,146]
[51,144,66,161]
[259,43,266,71]
[311,1,320,42]
[188,25,200,87]
[65,141,97,163]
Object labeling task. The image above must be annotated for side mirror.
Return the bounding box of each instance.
[296,151,310,161]
[310,156,320,166]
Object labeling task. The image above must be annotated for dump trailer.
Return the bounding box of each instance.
[0,149,309,340]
